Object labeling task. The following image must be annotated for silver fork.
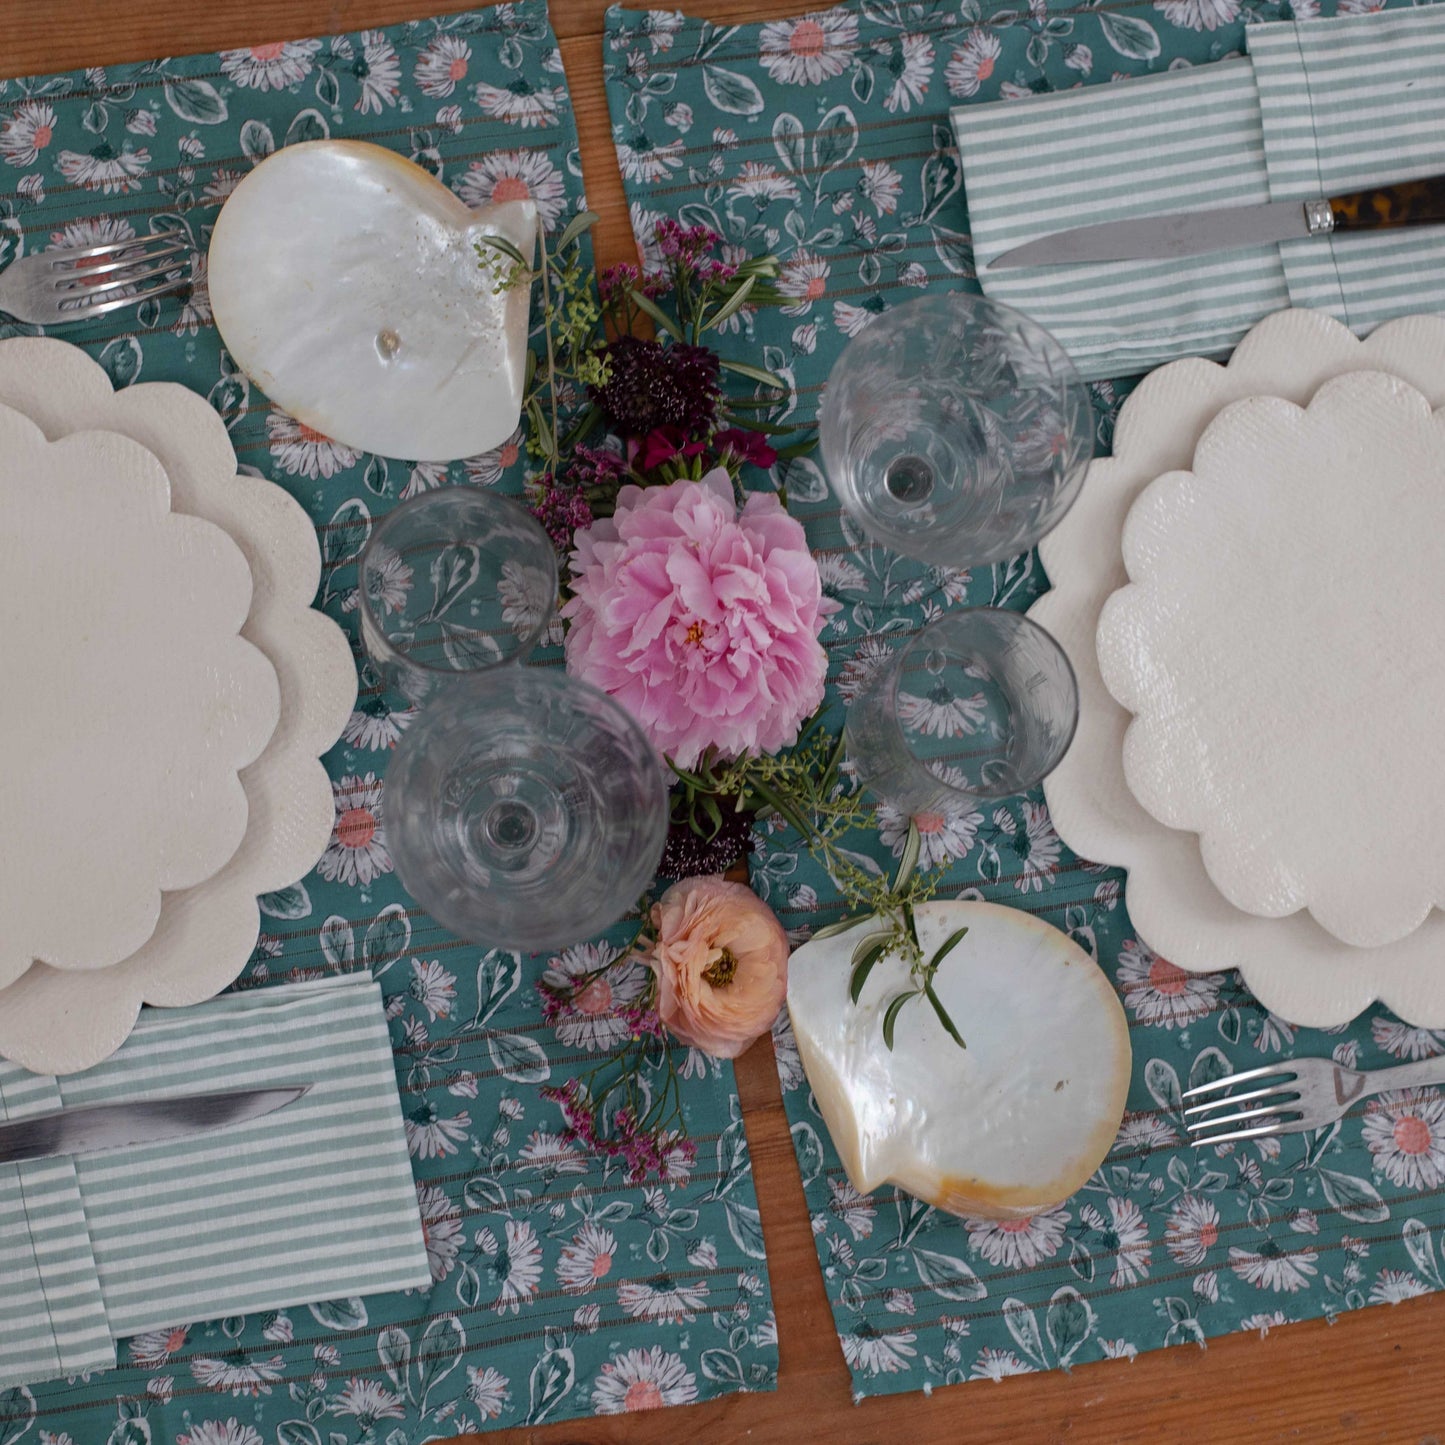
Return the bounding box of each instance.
[0,233,193,325]
[1184,1054,1445,1147]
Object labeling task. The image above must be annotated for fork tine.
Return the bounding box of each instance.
[1186,1100,1300,1135]
[49,240,189,280]
[1181,1064,1295,1100]
[56,275,191,320]
[46,233,190,264]
[1184,1082,1301,1118]
[1188,1118,1290,1148]
[59,256,191,299]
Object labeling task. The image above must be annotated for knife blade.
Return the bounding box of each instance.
[0,1085,310,1165]
[988,173,1445,269]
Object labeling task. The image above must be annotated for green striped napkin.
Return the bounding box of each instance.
[954,10,1445,380]
[954,60,1287,380]
[1251,8,1445,331]
[0,1076,113,1390]
[0,976,429,1390]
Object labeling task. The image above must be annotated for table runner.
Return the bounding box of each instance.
[605,0,1445,1401]
[0,7,777,1439]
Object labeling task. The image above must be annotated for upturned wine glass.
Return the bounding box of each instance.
[358,487,557,704]
[845,608,1079,817]
[819,293,1093,568]
[384,668,668,953]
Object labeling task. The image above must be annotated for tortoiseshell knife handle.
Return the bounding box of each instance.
[1328,175,1445,232]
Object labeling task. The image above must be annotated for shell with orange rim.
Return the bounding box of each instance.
[786,899,1131,1219]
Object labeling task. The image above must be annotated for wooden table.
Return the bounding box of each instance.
[8,3,1445,1440]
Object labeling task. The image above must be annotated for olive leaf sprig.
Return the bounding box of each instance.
[811,822,969,1052]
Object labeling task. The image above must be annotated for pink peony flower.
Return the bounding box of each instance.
[562,469,836,768]
[644,876,788,1058]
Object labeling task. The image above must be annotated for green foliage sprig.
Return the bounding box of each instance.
[671,719,967,1050]
[476,210,608,472]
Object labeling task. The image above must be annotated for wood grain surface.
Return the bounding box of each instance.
[7,3,1445,1440]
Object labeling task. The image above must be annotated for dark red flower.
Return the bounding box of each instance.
[715,427,778,470]
[631,426,709,470]
[590,336,720,439]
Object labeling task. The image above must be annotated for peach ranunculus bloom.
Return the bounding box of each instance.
[644,876,789,1059]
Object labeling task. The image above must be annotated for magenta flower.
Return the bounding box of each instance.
[528,473,593,551]
[630,425,708,471]
[563,470,837,768]
[715,427,778,470]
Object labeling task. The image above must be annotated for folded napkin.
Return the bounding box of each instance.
[0,975,429,1390]
[955,60,1288,380]
[1251,7,1445,330]
[954,9,1445,379]
[0,1074,113,1389]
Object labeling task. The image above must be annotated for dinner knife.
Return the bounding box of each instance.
[988,174,1445,268]
[0,1085,310,1165]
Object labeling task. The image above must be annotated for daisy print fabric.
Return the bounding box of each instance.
[605,0,1445,1403]
[0,5,777,1440]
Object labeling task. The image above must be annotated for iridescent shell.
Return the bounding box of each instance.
[787,900,1131,1219]
[209,140,536,462]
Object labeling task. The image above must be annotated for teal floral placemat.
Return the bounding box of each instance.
[604,0,1445,1401]
[0,5,777,1440]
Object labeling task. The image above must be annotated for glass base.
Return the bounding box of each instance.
[386,670,667,953]
[449,762,569,884]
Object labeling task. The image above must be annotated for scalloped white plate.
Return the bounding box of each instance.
[1030,309,1445,1027]
[1098,370,1445,948]
[0,338,356,1074]
[1,402,279,984]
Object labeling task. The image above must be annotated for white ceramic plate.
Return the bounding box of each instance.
[1097,370,1445,948]
[0,338,356,1074]
[1,402,279,984]
[1030,309,1445,1027]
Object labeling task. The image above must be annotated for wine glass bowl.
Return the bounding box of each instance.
[358,487,557,704]
[384,668,668,953]
[845,608,1079,818]
[819,293,1094,568]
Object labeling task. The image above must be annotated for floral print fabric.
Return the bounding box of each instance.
[604,0,1445,1401]
[0,6,777,1441]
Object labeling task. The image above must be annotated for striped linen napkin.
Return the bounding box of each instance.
[954,60,1288,380]
[0,1075,113,1390]
[1251,7,1445,331]
[953,9,1445,380]
[0,975,429,1390]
